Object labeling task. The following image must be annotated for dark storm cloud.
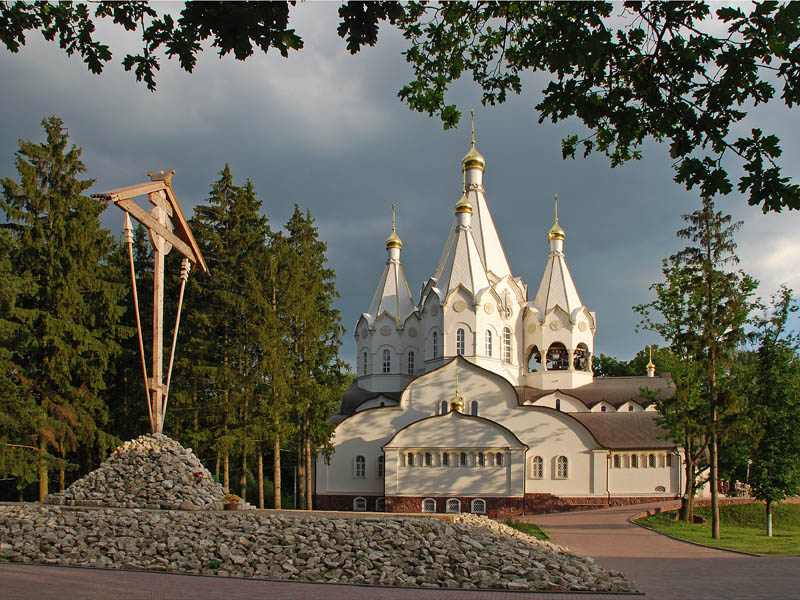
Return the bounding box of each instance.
[2,3,799,369]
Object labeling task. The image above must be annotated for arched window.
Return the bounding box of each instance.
[527,346,541,372]
[531,456,543,479]
[485,330,493,357]
[631,454,639,468]
[555,398,561,411]
[460,452,467,466]
[424,452,432,467]
[441,400,448,415]
[613,454,621,469]
[407,452,414,467]
[446,498,461,513]
[362,351,368,375]
[477,452,485,466]
[375,497,385,512]
[354,455,366,478]
[601,404,607,412]
[556,456,568,479]
[377,456,385,478]
[442,452,449,466]
[495,452,504,467]
[546,343,569,370]
[503,328,512,363]
[432,331,438,357]
[471,400,478,416]
[573,343,589,371]
[382,349,390,373]
[422,498,436,513]
[407,350,415,374]
[649,454,656,468]
[655,485,666,493]
[666,454,673,467]
[353,497,367,512]
[456,328,465,355]
[628,404,635,412]
[471,499,486,514]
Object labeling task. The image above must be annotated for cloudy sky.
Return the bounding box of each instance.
[2,2,799,369]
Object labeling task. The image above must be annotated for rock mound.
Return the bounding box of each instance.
[45,433,248,511]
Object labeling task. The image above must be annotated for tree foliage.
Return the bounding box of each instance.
[2,2,799,211]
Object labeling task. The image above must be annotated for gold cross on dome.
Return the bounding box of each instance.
[470,108,476,145]
[391,203,396,231]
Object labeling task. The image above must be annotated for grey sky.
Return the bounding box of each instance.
[2,3,799,369]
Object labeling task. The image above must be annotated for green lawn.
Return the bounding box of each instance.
[635,502,800,555]
[503,518,550,540]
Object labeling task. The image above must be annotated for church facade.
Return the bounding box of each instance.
[314,134,684,517]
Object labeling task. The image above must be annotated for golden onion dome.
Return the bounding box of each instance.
[449,393,464,412]
[548,218,565,241]
[455,192,473,214]
[386,227,402,249]
[462,142,486,171]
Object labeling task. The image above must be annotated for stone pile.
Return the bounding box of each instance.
[45,433,250,511]
[0,504,636,593]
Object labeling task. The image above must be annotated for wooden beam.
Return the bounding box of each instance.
[92,181,166,203]
[115,199,196,262]
[163,184,209,275]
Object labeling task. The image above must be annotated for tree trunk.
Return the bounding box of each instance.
[215,451,220,481]
[240,448,247,502]
[59,441,65,492]
[18,488,23,502]
[273,436,281,509]
[297,435,307,510]
[257,450,264,509]
[223,451,230,490]
[710,359,721,539]
[766,499,773,537]
[305,436,313,510]
[38,437,48,502]
[680,435,694,523]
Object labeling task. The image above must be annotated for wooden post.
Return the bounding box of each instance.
[149,189,171,434]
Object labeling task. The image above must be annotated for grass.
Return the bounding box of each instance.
[503,518,550,540]
[635,502,800,555]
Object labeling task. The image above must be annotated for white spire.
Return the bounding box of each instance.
[533,195,583,316]
[366,206,416,326]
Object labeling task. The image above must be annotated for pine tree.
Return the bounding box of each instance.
[749,286,800,537]
[0,116,127,499]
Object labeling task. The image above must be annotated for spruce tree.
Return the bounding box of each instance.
[283,206,344,510]
[0,116,127,499]
[673,197,758,538]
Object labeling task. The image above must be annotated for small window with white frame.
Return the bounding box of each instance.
[362,351,368,375]
[503,327,512,363]
[613,454,621,469]
[407,452,414,467]
[442,452,449,466]
[407,350,415,374]
[485,330,492,357]
[377,455,384,478]
[471,498,486,514]
[531,455,543,479]
[432,331,438,357]
[424,452,432,467]
[353,496,367,512]
[456,328,465,355]
[471,400,478,416]
[495,452,504,467]
[354,455,366,478]
[460,452,467,466]
[375,497,385,512]
[422,498,436,513]
[446,498,461,513]
[382,349,391,373]
[556,455,568,479]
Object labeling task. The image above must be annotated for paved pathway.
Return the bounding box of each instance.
[1,563,638,600]
[526,503,800,600]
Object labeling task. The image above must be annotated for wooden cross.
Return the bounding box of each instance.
[94,171,208,434]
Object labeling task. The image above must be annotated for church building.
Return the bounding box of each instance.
[314,129,683,517]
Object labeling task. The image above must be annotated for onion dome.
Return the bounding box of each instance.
[455,192,473,214]
[386,203,402,249]
[449,392,465,412]
[462,142,486,171]
[548,194,565,240]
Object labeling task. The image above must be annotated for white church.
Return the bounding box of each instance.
[314,131,683,517]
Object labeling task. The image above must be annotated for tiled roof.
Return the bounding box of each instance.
[570,412,676,450]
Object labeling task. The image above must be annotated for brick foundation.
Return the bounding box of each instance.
[316,492,678,516]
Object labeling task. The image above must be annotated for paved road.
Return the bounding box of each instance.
[1,563,639,600]
[526,503,800,600]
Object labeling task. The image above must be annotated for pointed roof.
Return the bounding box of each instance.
[433,218,490,300]
[366,254,415,327]
[533,249,583,316]
[467,187,512,279]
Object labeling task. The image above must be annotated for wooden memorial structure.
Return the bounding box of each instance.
[94,170,208,434]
